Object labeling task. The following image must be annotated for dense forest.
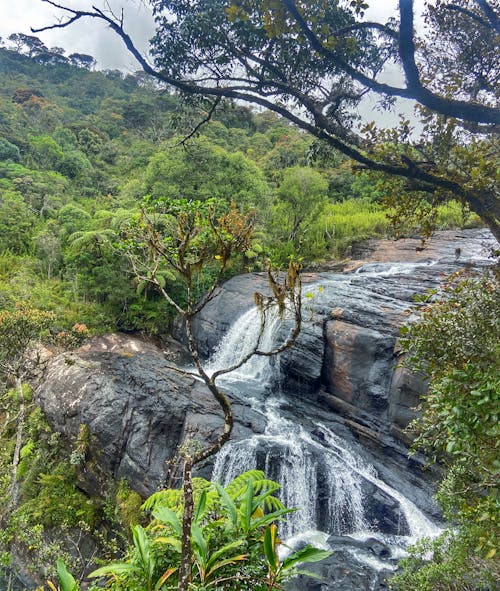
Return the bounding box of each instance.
[0,44,474,337]
[0,10,497,591]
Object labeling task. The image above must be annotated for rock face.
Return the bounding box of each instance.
[36,334,264,497]
[192,229,494,446]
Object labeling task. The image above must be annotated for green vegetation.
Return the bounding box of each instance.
[392,271,500,590]
[48,471,331,591]
[0,43,474,337]
[0,396,105,582]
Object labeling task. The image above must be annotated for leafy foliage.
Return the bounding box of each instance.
[394,270,500,589]
[0,42,475,339]
[58,471,332,591]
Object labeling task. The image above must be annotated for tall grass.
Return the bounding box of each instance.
[319,199,389,257]
[307,198,481,260]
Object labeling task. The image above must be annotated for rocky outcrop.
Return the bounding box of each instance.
[36,333,264,497]
[33,230,494,500]
[192,229,494,448]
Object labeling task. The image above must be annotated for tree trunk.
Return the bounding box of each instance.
[177,456,194,591]
[8,377,25,513]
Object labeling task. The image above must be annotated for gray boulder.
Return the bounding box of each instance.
[36,333,263,497]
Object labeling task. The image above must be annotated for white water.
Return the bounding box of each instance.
[207,261,442,574]
[205,305,284,386]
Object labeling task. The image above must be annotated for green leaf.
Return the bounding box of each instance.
[206,540,245,570]
[56,559,78,591]
[153,506,182,536]
[194,489,207,523]
[191,523,208,562]
[224,469,265,499]
[215,482,238,526]
[154,567,177,591]
[282,546,332,571]
[251,507,296,530]
[132,524,154,578]
[88,562,139,578]
[263,524,279,572]
[153,536,182,552]
[205,554,248,579]
[242,479,254,533]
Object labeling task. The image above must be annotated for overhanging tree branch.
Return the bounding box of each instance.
[32,0,500,242]
[281,0,500,125]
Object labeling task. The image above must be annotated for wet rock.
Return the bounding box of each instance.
[286,546,393,591]
[286,534,402,591]
[323,320,394,412]
[36,333,263,497]
[190,273,267,356]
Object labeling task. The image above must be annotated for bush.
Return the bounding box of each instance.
[0,138,20,162]
[393,271,500,590]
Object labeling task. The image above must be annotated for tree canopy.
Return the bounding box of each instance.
[34,0,500,241]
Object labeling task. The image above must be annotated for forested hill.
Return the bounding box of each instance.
[0,45,473,337]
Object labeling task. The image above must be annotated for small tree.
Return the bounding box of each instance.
[270,166,329,261]
[123,196,302,591]
[0,308,54,516]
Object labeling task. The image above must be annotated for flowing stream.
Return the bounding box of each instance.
[205,261,444,586]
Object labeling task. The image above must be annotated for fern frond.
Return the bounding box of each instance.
[252,479,281,495]
[192,477,213,492]
[225,470,265,499]
[261,495,286,512]
[141,489,182,512]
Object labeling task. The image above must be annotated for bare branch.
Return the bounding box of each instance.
[398,0,421,89]
[171,97,222,148]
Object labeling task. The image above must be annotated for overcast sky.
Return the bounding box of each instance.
[0,0,422,126]
[1,0,155,71]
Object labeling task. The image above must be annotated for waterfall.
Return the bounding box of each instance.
[207,262,442,573]
[314,425,440,539]
[205,304,284,386]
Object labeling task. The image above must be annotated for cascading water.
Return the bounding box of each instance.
[206,260,446,588]
[205,305,283,386]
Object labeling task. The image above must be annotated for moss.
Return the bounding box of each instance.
[114,480,143,531]
[15,462,98,528]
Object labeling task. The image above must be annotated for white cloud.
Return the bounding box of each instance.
[0,0,154,70]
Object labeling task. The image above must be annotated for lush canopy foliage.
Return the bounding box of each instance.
[0,42,470,339]
[34,0,500,241]
[393,270,500,590]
